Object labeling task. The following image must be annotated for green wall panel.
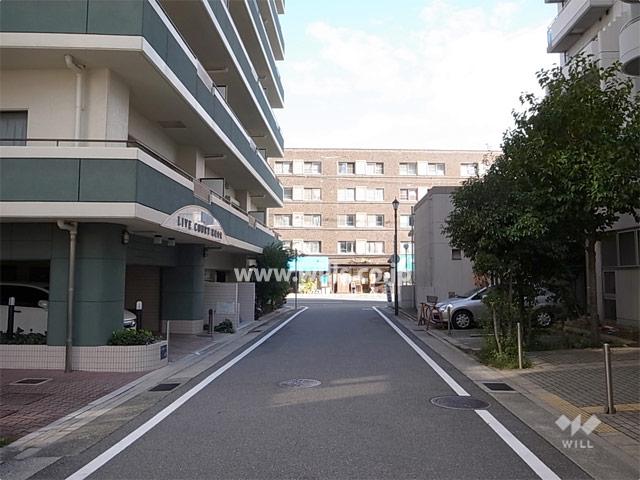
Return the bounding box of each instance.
[87,0,143,35]
[135,162,192,214]
[0,158,80,201]
[141,1,168,59]
[167,35,198,98]
[79,159,137,202]
[0,0,88,34]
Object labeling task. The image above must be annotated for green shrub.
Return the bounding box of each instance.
[108,328,157,346]
[214,319,235,334]
[0,331,47,345]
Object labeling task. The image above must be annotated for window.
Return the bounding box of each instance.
[303,214,322,227]
[302,241,321,254]
[460,163,479,177]
[338,188,356,201]
[274,161,292,174]
[368,214,384,227]
[338,214,355,227]
[399,163,417,175]
[366,188,384,201]
[400,215,412,229]
[283,188,293,201]
[452,249,462,260]
[273,214,292,227]
[619,231,639,266]
[303,162,321,175]
[338,241,355,254]
[427,163,445,176]
[366,241,385,254]
[399,189,418,201]
[338,162,355,174]
[0,111,28,146]
[366,162,384,175]
[303,188,321,201]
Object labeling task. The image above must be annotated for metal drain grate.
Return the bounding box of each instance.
[279,379,321,389]
[482,382,515,392]
[430,396,490,410]
[149,383,180,392]
[11,378,51,386]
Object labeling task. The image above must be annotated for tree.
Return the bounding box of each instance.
[254,242,294,313]
[502,57,640,343]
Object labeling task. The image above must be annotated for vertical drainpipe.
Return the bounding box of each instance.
[64,54,85,142]
[57,221,78,373]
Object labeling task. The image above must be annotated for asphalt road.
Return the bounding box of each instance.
[37,300,589,479]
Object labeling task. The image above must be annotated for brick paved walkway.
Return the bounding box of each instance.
[0,369,142,442]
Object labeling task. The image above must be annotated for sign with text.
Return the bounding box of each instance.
[162,206,227,244]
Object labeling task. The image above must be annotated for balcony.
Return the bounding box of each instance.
[547,0,615,53]
[228,0,284,108]
[0,141,277,251]
[619,14,640,76]
[258,0,285,61]
[0,0,283,207]
[159,0,284,156]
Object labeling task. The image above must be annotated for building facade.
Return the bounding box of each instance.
[0,0,286,345]
[546,0,640,327]
[268,148,492,294]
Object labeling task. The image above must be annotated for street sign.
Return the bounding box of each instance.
[288,256,330,272]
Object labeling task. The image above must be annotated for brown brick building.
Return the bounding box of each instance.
[267,148,493,293]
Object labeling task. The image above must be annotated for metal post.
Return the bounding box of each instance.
[57,221,78,374]
[6,297,15,338]
[394,208,399,316]
[166,320,171,360]
[135,300,143,330]
[517,322,523,369]
[294,250,298,311]
[447,305,452,336]
[604,343,616,414]
[208,309,214,337]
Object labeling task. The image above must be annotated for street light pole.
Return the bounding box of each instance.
[392,199,399,316]
[294,249,299,310]
[403,243,409,285]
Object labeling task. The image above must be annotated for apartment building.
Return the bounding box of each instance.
[268,148,492,294]
[545,0,640,327]
[0,0,286,347]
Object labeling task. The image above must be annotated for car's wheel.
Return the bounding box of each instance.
[535,310,553,328]
[452,310,473,329]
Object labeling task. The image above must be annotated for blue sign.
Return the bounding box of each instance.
[288,256,330,272]
[397,254,414,273]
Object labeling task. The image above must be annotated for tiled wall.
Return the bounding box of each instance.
[0,341,168,372]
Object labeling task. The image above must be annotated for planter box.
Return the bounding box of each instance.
[0,341,168,372]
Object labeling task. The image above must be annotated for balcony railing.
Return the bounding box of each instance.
[247,0,284,100]
[0,138,273,232]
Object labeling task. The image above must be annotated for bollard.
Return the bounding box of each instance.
[517,322,523,370]
[447,306,452,336]
[135,300,143,330]
[7,296,15,338]
[208,309,214,337]
[604,343,616,414]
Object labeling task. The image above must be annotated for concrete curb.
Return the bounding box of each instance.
[392,307,640,480]
[0,306,295,462]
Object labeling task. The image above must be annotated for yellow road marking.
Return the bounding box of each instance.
[538,392,617,433]
[582,403,640,413]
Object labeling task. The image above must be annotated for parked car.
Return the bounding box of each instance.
[0,283,136,334]
[433,286,558,329]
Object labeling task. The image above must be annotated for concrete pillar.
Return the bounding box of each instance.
[161,244,205,334]
[48,224,127,346]
[177,146,205,180]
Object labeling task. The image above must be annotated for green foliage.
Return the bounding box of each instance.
[479,335,531,369]
[213,319,235,334]
[254,242,294,312]
[299,276,318,294]
[0,331,46,345]
[108,329,157,346]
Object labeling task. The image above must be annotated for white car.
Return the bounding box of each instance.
[0,283,136,335]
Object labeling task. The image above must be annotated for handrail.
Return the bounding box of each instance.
[0,137,273,230]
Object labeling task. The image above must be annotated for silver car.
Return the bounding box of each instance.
[434,286,557,329]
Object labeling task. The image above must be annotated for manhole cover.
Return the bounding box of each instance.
[431,395,490,410]
[278,379,321,389]
[11,378,51,385]
[482,382,515,392]
[149,383,180,392]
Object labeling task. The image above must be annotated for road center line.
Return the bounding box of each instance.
[372,307,561,480]
[66,307,309,480]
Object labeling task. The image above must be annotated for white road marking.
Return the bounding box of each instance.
[372,307,561,480]
[66,307,309,480]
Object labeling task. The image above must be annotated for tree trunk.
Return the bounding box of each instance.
[492,306,502,355]
[586,237,601,345]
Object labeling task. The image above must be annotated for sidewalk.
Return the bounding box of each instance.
[394,306,640,479]
[0,306,294,472]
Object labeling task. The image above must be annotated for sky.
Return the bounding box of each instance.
[274,0,560,151]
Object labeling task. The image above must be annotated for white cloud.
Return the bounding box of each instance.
[276,0,557,150]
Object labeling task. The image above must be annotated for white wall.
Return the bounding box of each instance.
[85,68,130,141]
[128,107,177,161]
